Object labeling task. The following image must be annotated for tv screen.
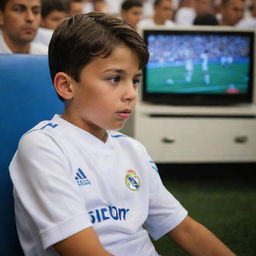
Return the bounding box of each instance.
[142,27,255,106]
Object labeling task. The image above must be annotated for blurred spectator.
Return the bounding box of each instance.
[92,0,109,12]
[82,0,93,13]
[194,0,213,16]
[175,0,195,25]
[236,0,256,28]
[142,0,154,17]
[138,0,175,27]
[193,12,219,24]
[34,0,69,48]
[69,0,84,16]
[40,0,69,30]
[220,0,245,26]
[121,0,143,29]
[175,0,213,26]
[0,0,47,54]
[105,0,123,15]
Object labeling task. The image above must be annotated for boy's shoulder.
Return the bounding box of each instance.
[25,117,60,136]
[19,115,62,145]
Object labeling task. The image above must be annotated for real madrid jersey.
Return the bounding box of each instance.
[9,114,187,256]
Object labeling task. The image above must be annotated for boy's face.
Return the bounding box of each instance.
[61,45,142,138]
[41,10,67,30]
[0,0,41,43]
[121,6,143,28]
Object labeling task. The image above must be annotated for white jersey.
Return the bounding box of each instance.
[9,115,187,256]
[0,33,48,54]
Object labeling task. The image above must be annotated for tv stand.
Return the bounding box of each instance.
[122,103,256,163]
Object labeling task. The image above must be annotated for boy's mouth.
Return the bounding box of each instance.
[116,109,132,119]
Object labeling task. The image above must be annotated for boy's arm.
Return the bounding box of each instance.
[168,216,236,256]
[53,226,113,256]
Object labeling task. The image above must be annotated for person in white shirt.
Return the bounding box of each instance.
[0,0,47,54]
[142,0,154,17]
[33,0,69,47]
[219,0,245,26]
[138,0,176,28]
[175,0,196,26]
[175,0,213,26]
[40,0,69,30]
[105,0,123,14]
[236,0,256,28]
[9,12,236,256]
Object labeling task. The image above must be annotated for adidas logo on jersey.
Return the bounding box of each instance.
[75,168,91,186]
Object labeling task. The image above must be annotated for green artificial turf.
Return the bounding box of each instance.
[146,63,249,94]
[152,174,256,256]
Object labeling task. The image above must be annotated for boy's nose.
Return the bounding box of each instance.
[122,84,137,102]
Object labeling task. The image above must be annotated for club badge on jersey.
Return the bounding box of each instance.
[125,169,141,191]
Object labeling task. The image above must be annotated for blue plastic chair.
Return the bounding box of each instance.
[0,54,63,255]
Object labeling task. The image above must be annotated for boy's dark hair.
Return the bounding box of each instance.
[41,0,69,18]
[121,0,143,11]
[49,12,149,84]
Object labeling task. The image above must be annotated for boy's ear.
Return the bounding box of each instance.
[54,72,74,100]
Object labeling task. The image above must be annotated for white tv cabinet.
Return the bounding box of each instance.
[122,103,256,163]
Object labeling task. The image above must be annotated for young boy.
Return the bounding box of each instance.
[9,12,236,256]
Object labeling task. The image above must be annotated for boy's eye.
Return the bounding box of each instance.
[133,79,141,86]
[108,76,120,84]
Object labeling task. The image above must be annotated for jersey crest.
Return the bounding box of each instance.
[125,169,141,191]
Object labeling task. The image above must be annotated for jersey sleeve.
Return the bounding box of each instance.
[9,131,92,249]
[143,158,188,241]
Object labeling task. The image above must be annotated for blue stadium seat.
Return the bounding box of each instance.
[0,54,63,255]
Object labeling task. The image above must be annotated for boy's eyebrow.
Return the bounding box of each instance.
[102,68,142,76]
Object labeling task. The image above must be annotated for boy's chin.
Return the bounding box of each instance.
[109,121,127,131]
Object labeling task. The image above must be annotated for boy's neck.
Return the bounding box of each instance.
[61,113,108,143]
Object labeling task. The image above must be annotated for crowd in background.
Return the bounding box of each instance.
[0,0,255,54]
[148,34,249,63]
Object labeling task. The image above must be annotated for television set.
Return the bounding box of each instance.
[142,26,255,106]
